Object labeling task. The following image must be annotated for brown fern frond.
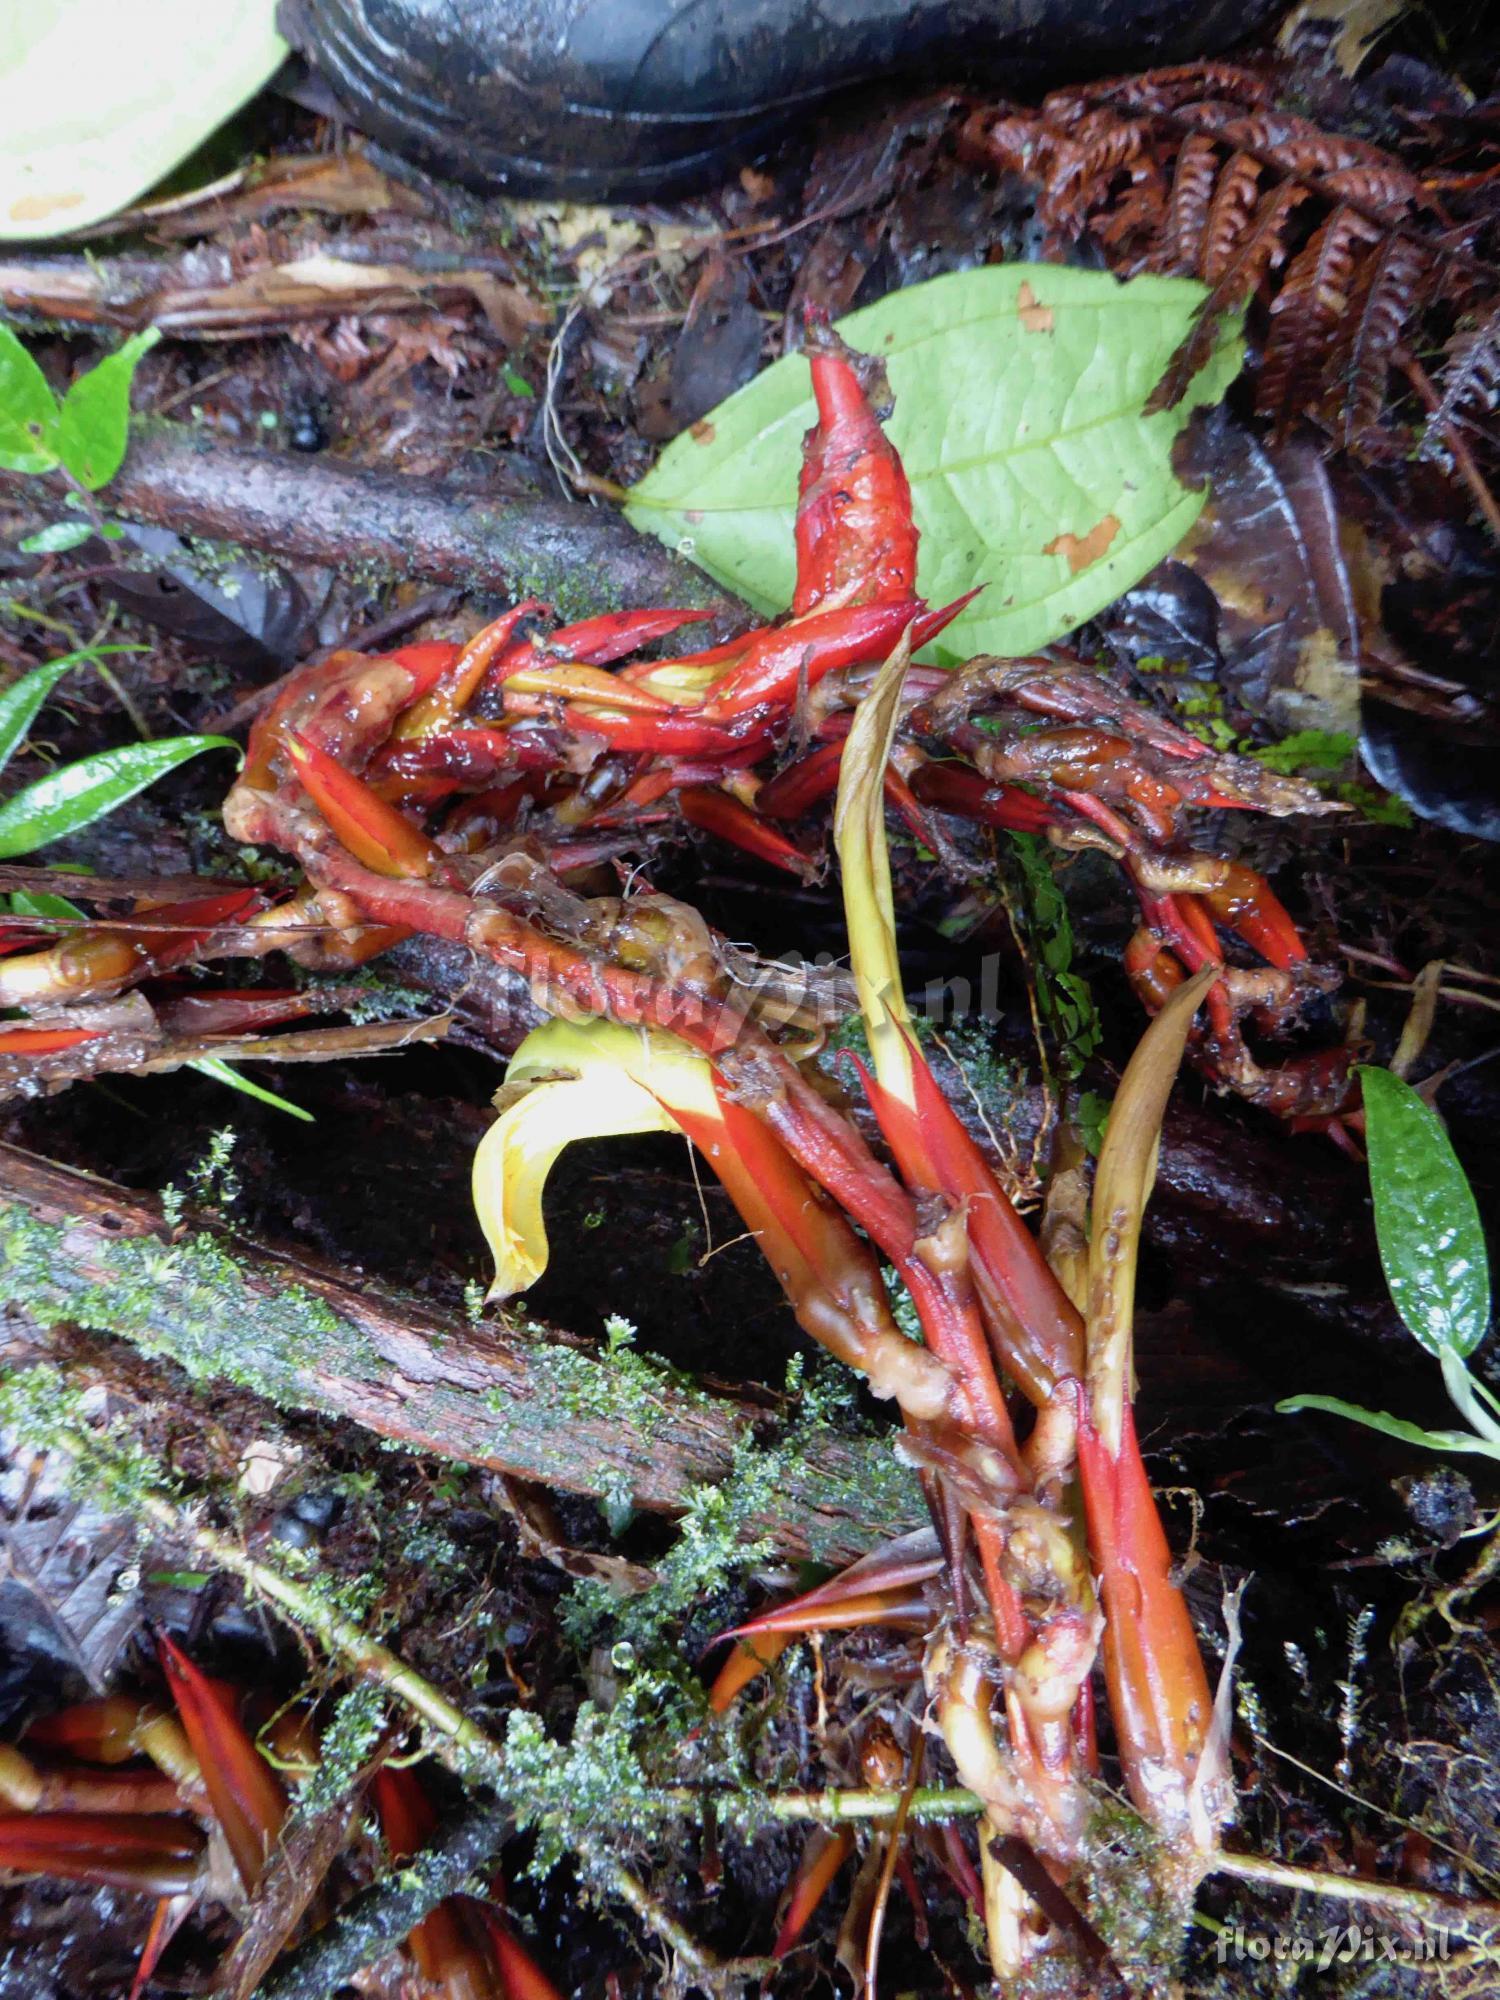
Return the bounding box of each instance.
[1202,152,1266,283]
[1258,207,1384,438]
[1152,133,1220,275]
[1047,62,1277,120]
[1339,236,1430,449]
[1317,164,1425,220]
[965,60,1499,488]
[1420,309,1500,462]
[1149,182,1311,413]
[1051,116,1154,232]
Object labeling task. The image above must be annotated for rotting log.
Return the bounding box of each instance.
[0,424,747,631]
[0,1143,918,1566]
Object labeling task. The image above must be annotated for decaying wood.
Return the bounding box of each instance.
[0,424,747,631]
[0,1143,917,1566]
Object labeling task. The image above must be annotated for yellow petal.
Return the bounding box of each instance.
[473,1017,721,1299]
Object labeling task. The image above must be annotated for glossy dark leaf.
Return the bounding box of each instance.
[93,522,312,667]
[0,734,238,858]
[1360,1065,1491,1362]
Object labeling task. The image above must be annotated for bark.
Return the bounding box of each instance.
[0,424,747,631]
[0,1142,917,1567]
[250,1799,511,2000]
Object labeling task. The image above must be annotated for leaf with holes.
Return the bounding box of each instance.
[626,266,1243,661]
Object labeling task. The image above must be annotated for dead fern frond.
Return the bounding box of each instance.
[962,60,1499,504]
[1420,308,1500,463]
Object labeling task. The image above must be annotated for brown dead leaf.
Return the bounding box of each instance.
[218,1783,366,2000]
[1045,514,1120,573]
[1017,280,1055,333]
[153,150,433,238]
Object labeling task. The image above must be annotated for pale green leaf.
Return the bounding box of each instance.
[0,324,60,475]
[1276,1394,1500,1461]
[8,888,85,921]
[0,3,288,240]
[19,520,94,555]
[625,266,1243,661]
[0,734,237,857]
[188,1056,314,1122]
[1360,1065,1490,1362]
[55,331,161,491]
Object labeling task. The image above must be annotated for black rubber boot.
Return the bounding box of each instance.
[280,0,1272,201]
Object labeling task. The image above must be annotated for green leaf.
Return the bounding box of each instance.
[19,519,94,555]
[8,887,85,921]
[187,1056,313,1122]
[1008,832,1100,1083]
[54,330,161,491]
[1359,1065,1491,1362]
[0,734,237,858]
[1276,1394,1500,1461]
[0,650,105,780]
[0,324,60,475]
[625,266,1243,661]
[1077,1090,1111,1158]
[0,5,288,240]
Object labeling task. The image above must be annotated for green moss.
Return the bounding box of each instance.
[297,1683,388,1817]
[0,1203,372,1408]
[485,1310,707,1446]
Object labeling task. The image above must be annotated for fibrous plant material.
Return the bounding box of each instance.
[961,62,1500,491]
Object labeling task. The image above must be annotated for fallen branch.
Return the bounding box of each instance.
[0,424,747,631]
[0,1142,918,1566]
[251,1795,512,2000]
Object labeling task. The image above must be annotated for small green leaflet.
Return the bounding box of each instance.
[187,1056,313,1122]
[1077,1089,1111,1157]
[0,326,62,475]
[19,521,95,555]
[1252,728,1356,776]
[1009,832,1100,1083]
[53,330,161,490]
[0,734,238,858]
[1360,1064,1490,1362]
[1275,1394,1498,1458]
[625,265,1243,661]
[0,325,159,490]
[7,887,85,922]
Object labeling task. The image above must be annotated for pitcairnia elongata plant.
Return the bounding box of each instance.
[102,319,1255,1977]
[471,672,1234,1970]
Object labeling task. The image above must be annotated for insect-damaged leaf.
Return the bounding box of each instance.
[626,266,1243,661]
[1359,1065,1490,1363]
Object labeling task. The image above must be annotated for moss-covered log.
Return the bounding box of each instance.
[0,424,746,629]
[0,1143,918,1565]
